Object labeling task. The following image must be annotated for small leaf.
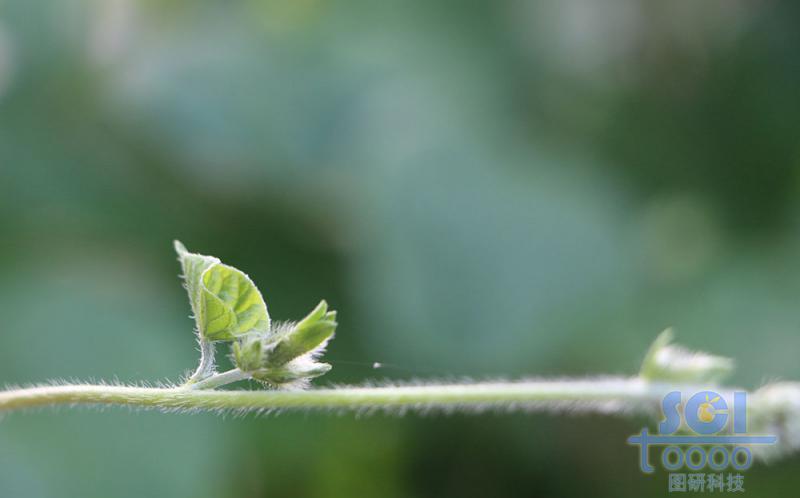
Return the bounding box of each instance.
[266,300,336,366]
[175,241,270,341]
[200,264,270,341]
[174,240,219,320]
[640,329,734,384]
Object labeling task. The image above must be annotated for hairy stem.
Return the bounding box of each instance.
[0,378,694,415]
[184,339,216,385]
[188,368,251,390]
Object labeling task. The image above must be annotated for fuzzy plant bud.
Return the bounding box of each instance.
[231,334,264,373]
[251,358,332,387]
[231,300,337,388]
[265,300,337,367]
[639,329,734,384]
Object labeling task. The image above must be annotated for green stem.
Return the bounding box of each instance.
[0,378,684,415]
[188,368,251,390]
[184,339,215,385]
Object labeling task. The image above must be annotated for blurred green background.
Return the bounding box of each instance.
[2,0,800,496]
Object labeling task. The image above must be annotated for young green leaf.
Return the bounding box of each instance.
[175,241,270,341]
[200,264,270,341]
[265,300,337,367]
[174,240,219,320]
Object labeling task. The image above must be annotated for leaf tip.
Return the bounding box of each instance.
[174,240,188,256]
[640,328,734,384]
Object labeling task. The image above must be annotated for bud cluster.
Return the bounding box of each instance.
[176,241,337,389]
[232,300,337,388]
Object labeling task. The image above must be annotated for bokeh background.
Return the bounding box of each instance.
[2,1,800,496]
